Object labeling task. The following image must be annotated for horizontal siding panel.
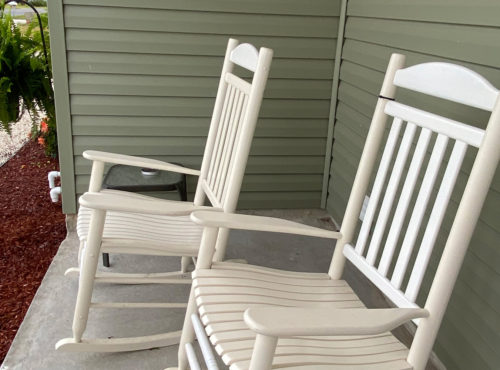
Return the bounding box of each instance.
[73,137,326,156]
[57,1,339,209]
[342,39,500,87]
[67,51,334,80]
[68,73,332,100]
[63,0,341,17]
[73,155,324,176]
[347,0,500,27]
[70,95,331,118]
[71,116,327,138]
[64,5,339,38]
[65,29,337,59]
[346,17,500,68]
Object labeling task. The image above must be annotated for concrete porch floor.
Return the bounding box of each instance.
[1,209,432,370]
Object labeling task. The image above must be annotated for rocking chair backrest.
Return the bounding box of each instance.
[329,54,500,368]
[193,39,273,212]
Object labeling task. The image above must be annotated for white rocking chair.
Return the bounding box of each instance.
[176,54,500,369]
[56,38,273,352]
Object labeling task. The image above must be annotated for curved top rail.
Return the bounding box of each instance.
[230,43,259,72]
[394,62,499,111]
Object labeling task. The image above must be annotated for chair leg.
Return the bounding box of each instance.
[72,209,106,342]
[249,334,278,370]
[180,256,190,273]
[178,287,198,370]
[212,227,230,262]
[102,253,110,267]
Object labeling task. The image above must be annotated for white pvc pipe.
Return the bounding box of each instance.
[185,342,202,370]
[48,171,61,202]
[191,314,219,370]
[48,171,61,189]
[50,187,61,203]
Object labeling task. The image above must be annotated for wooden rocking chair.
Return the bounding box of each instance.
[56,38,273,352]
[176,54,500,369]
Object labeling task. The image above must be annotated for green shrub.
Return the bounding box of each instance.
[28,1,47,7]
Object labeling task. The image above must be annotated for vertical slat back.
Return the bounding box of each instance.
[355,117,403,255]
[378,130,442,276]
[345,106,485,309]
[205,75,250,206]
[194,38,272,213]
[403,141,467,299]
[333,57,499,368]
[377,128,431,276]
[365,122,417,265]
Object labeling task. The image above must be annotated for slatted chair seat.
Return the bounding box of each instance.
[193,262,411,370]
[78,204,202,256]
[175,54,500,370]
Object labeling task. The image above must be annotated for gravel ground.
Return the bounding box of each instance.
[0,113,33,167]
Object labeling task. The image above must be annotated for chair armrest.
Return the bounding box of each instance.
[244,307,429,337]
[83,150,201,176]
[79,192,220,216]
[190,211,341,239]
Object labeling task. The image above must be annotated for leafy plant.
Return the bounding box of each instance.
[0,6,57,156]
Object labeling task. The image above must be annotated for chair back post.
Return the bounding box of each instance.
[328,53,406,279]
[88,160,105,192]
[221,47,273,212]
[211,47,273,261]
[193,38,239,206]
[408,95,500,369]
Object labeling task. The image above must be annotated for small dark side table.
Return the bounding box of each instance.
[101,164,188,267]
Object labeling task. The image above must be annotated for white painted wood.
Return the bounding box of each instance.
[378,128,432,276]
[393,62,499,111]
[366,122,417,265]
[355,118,403,255]
[177,54,500,370]
[55,330,181,352]
[221,97,248,203]
[191,314,219,370]
[79,192,214,216]
[201,180,222,208]
[185,342,202,370]
[194,38,239,205]
[385,101,485,147]
[207,83,233,187]
[386,134,448,291]
[214,90,244,199]
[409,94,500,370]
[344,245,418,310]
[209,84,236,190]
[65,39,273,354]
[230,43,259,72]
[190,211,341,239]
[90,302,187,309]
[83,150,200,176]
[404,141,468,300]
[65,268,191,284]
[244,307,428,337]
[248,334,277,370]
[329,53,407,279]
[225,73,252,94]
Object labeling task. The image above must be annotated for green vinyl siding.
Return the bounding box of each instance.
[49,0,341,211]
[326,1,500,369]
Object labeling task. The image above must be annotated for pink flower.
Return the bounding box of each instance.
[38,137,45,146]
[40,121,48,133]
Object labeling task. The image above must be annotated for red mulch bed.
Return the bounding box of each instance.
[0,141,66,363]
